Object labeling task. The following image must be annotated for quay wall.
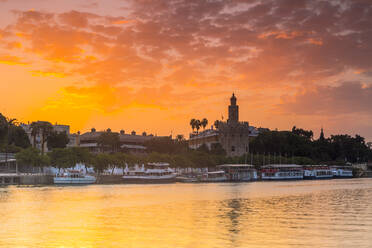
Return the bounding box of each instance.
[20,175,53,185]
[0,174,53,185]
[97,175,123,184]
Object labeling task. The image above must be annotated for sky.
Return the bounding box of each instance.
[0,0,372,141]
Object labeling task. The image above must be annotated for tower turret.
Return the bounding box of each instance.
[228,93,239,124]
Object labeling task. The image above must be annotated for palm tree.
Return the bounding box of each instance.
[214,120,220,129]
[190,119,196,132]
[30,122,40,148]
[195,119,201,134]
[1,116,17,168]
[38,121,53,155]
[201,118,208,130]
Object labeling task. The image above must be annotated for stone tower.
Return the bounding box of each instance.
[228,93,239,124]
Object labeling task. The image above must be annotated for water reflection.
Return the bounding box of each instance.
[0,180,371,248]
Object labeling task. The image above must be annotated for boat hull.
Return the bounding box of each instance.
[261,176,303,180]
[54,176,96,184]
[304,175,333,180]
[199,177,228,182]
[175,177,198,183]
[122,175,177,184]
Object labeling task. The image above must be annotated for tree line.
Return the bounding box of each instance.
[2,112,372,172]
[250,126,372,164]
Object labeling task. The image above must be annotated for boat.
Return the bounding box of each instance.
[218,164,258,182]
[199,171,227,182]
[122,162,177,183]
[303,165,333,179]
[175,176,198,183]
[261,164,303,180]
[330,166,353,178]
[54,170,96,184]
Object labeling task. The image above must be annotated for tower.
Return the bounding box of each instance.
[228,93,239,124]
[319,127,325,141]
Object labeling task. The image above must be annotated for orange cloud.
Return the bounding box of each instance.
[30,70,66,78]
[307,38,323,46]
[258,31,304,40]
[1,1,372,139]
[0,55,28,66]
[112,19,136,25]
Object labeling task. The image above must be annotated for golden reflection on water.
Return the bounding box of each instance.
[1,179,372,248]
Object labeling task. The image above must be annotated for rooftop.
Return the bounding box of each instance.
[80,131,156,143]
[218,164,255,168]
[262,164,303,168]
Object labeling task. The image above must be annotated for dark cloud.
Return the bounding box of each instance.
[278,82,372,115]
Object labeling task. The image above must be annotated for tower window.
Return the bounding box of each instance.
[231,146,235,152]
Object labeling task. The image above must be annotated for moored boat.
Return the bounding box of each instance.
[122,162,177,183]
[54,170,96,184]
[218,164,258,182]
[261,164,303,180]
[330,166,353,178]
[199,171,227,182]
[303,165,333,179]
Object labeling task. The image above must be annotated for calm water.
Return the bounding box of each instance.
[1,179,372,248]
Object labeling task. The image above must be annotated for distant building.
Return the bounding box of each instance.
[79,128,159,154]
[20,122,77,152]
[189,94,258,157]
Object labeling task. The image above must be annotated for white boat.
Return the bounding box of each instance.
[261,164,303,180]
[218,164,258,182]
[54,170,96,184]
[199,171,227,182]
[330,166,353,178]
[303,165,333,179]
[122,162,177,183]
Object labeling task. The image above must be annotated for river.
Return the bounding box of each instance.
[1,179,372,248]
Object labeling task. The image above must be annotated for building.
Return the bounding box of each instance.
[20,122,78,152]
[79,128,160,154]
[189,94,258,157]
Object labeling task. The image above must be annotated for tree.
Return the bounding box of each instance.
[48,147,92,172]
[30,121,54,154]
[48,148,75,171]
[201,118,208,130]
[190,119,196,132]
[91,153,112,174]
[0,113,8,143]
[8,125,31,148]
[214,120,220,129]
[0,114,18,166]
[195,119,201,134]
[30,121,40,149]
[97,131,120,153]
[47,131,70,150]
[16,147,50,169]
[70,147,92,165]
[145,136,188,154]
[292,126,313,140]
[39,122,53,155]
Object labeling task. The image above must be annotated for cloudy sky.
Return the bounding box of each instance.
[0,0,372,140]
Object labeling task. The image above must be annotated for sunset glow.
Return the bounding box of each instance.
[1,0,372,139]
